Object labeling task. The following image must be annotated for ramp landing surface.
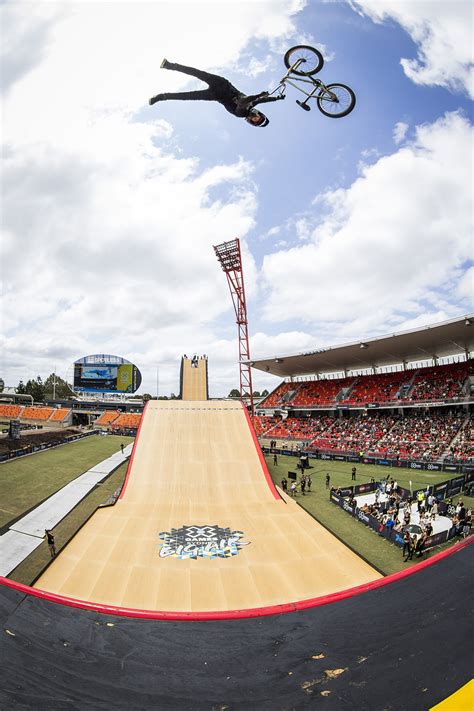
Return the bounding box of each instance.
[35,400,381,612]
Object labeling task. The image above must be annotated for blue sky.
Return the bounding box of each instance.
[1,1,473,397]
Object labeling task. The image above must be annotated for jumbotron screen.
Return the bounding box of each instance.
[73,355,142,393]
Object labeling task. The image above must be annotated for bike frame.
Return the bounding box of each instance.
[272,58,337,104]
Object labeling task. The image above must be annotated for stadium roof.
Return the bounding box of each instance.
[250,315,474,378]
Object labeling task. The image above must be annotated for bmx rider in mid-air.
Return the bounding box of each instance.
[149,59,284,127]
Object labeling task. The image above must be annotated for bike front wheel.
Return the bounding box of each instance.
[316,83,356,118]
[284,45,324,76]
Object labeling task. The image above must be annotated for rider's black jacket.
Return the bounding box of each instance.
[150,61,281,117]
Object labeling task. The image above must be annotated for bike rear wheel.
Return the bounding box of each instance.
[316,83,356,118]
[284,45,324,76]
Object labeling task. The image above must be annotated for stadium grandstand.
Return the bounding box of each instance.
[250,315,474,465]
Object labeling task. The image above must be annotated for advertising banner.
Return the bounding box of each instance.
[425,462,442,472]
[425,531,449,549]
[354,482,376,495]
[447,475,465,495]
[443,463,460,474]
[376,458,391,466]
[433,481,450,499]
[337,486,354,497]
[397,486,411,499]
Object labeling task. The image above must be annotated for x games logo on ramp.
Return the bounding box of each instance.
[159,525,250,560]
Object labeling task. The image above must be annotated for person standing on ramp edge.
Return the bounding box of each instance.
[149,59,284,127]
[45,529,56,558]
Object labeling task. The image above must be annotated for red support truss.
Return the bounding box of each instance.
[213,238,254,415]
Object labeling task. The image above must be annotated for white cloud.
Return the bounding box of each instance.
[457,267,474,302]
[350,0,474,97]
[261,112,474,339]
[1,1,306,395]
[393,121,408,145]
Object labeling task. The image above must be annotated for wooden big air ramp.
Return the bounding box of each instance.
[34,400,381,613]
[180,355,208,401]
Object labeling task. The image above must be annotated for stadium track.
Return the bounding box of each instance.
[0,538,472,710]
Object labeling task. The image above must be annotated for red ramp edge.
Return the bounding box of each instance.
[2,537,471,621]
[241,402,280,500]
[119,400,149,499]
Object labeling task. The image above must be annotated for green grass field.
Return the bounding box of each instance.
[10,460,130,585]
[265,454,472,575]
[0,435,133,529]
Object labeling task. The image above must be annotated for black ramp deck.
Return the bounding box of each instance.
[0,542,472,710]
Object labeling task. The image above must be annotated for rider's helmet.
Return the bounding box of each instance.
[245,109,269,127]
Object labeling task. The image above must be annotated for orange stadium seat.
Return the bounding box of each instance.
[111,413,142,430]
[95,411,121,426]
[0,404,22,419]
[49,408,71,422]
[21,407,55,421]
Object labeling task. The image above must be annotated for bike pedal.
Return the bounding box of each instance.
[296,100,311,111]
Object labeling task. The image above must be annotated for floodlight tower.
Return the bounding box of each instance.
[213,238,254,415]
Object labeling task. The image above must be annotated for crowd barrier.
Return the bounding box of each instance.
[330,491,458,550]
[323,471,473,504]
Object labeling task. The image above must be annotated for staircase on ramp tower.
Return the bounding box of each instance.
[180,354,209,401]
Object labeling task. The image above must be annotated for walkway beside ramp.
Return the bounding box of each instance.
[0,444,132,577]
[35,401,381,612]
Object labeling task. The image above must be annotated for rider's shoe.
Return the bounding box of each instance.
[160,58,170,69]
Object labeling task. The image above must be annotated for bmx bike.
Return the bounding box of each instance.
[272,45,356,118]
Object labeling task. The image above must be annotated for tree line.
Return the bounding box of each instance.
[12,377,269,402]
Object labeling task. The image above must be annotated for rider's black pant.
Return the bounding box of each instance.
[150,61,237,103]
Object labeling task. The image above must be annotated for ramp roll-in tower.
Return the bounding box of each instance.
[180,355,209,400]
[213,238,254,415]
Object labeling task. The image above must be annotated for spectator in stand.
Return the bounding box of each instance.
[417,491,425,513]
[45,529,56,558]
[462,509,472,538]
[402,530,411,558]
[415,532,428,557]
[403,504,411,526]
[404,534,418,562]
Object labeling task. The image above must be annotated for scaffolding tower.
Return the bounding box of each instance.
[213,238,254,415]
